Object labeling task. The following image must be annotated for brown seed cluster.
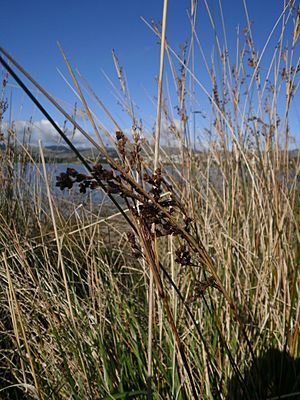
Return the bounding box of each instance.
[187,277,221,302]
[57,164,128,196]
[56,130,213,285]
[56,168,92,192]
[130,130,143,173]
[127,232,141,258]
[175,245,193,266]
[116,131,127,162]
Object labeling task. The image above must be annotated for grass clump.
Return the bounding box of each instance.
[0,1,300,399]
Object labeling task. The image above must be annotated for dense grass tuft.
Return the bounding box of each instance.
[0,1,300,398]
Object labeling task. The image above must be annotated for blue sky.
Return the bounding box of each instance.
[1,0,299,147]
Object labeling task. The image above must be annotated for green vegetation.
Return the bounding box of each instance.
[0,1,300,399]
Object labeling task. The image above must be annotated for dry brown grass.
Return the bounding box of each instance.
[0,1,300,398]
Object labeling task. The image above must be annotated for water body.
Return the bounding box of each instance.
[47,162,115,205]
[8,162,113,209]
[9,161,299,212]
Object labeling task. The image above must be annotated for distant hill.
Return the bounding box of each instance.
[44,145,73,153]
[33,145,119,163]
[0,142,299,165]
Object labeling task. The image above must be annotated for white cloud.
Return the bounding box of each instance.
[2,119,90,148]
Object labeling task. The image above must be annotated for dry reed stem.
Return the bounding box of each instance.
[147,0,169,395]
[39,140,75,325]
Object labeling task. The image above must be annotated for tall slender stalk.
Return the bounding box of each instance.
[148,0,168,397]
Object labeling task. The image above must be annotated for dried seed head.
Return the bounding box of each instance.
[175,245,193,266]
[116,130,127,160]
[66,167,78,177]
[127,232,141,258]
[56,173,74,190]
